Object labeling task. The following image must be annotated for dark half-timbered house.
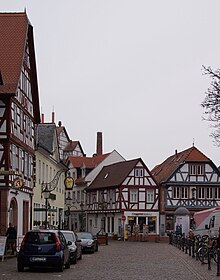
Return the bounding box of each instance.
[86,158,159,239]
[0,13,40,236]
[151,146,220,235]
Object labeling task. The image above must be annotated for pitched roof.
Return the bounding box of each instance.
[151,146,211,184]
[36,123,57,154]
[68,153,110,169]
[86,158,141,190]
[0,12,28,93]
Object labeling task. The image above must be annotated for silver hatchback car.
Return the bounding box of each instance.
[61,230,82,264]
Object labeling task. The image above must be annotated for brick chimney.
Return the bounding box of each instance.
[96,132,103,155]
[52,111,55,123]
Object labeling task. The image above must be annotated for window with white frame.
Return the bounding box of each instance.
[130,189,138,203]
[189,164,205,175]
[181,187,188,199]
[198,187,205,199]
[215,188,220,199]
[173,186,180,199]
[135,168,144,177]
[38,160,41,183]
[206,187,213,199]
[147,190,154,203]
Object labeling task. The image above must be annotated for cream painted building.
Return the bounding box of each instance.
[33,123,68,229]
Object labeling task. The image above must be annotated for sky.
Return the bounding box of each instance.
[1,1,220,169]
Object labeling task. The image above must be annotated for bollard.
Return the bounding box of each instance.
[192,238,195,258]
[189,239,191,256]
[185,239,188,254]
[208,246,211,270]
[217,248,220,276]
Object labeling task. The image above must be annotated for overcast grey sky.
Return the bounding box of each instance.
[1,1,220,169]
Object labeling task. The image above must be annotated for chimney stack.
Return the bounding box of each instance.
[52,111,55,123]
[96,132,103,155]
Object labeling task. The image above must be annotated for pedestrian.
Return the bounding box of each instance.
[6,223,17,255]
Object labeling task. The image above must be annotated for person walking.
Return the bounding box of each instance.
[6,223,17,255]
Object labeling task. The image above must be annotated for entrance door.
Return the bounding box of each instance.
[138,217,146,233]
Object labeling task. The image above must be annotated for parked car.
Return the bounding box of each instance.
[76,232,98,253]
[17,230,70,272]
[61,230,82,264]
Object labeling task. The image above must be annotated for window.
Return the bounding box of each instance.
[206,188,213,199]
[173,187,180,199]
[147,190,154,203]
[198,187,205,199]
[135,169,144,177]
[130,189,138,203]
[189,164,205,175]
[181,187,188,199]
[215,188,220,199]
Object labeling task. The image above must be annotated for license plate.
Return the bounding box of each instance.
[30,257,46,262]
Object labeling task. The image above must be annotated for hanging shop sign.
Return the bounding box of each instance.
[13,177,24,188]
[64,176,74,190]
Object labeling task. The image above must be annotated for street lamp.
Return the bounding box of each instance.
[42,190,50,229]
[80,202,84,231]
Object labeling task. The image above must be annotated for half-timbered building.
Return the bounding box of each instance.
[151,146,220,235]
[86,158,159,239]
[0,13,40,236]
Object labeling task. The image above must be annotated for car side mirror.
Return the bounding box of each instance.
[67,241,72,245]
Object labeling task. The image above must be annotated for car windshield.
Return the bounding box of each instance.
[76,232,92,239]
[25,232,55,244]
[62,232,76,243]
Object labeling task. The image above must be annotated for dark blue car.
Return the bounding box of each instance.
[17,230,70,272]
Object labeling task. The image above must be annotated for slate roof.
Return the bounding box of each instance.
[36,123,57,154]
[0,12,28,93]
[68,153,110,169]
[86,158,141,190]
[151,146,211,184]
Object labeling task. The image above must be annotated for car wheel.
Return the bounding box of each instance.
[58,260,64,272]
[72,254,77,264]
[95,244,99,252]
[65,258,70,269]
[17,262,24,272]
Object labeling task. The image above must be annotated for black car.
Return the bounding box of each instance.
[61,230,82,264]
[76,232,98,253]
[17,230,70,272]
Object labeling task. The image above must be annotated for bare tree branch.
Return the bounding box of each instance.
[201,65,220,146]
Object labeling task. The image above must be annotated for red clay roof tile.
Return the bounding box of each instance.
[0,12,29,94]
[151,146,211,184]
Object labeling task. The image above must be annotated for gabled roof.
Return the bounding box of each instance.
[68,153,110,169]
[151,146,211,184]
[0,12,40,123]
[86,158,141,190]
[64,140,85,155]
[56,122,70,141]
[0,12,28,93]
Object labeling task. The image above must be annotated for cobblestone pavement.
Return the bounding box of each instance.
[0,241,220,280]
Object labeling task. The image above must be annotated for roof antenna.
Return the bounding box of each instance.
[192,138,195,147]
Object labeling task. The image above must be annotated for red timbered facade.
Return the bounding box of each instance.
[86,158,159,239]
[151,146,220,235]
[0,13,40,236]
